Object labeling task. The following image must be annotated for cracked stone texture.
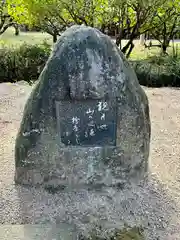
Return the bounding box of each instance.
[14,25,150,188]
[0,82,180,239]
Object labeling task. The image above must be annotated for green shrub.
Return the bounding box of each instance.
[0,41,51,84]
[0,42,179,87]
[130,53,180,87]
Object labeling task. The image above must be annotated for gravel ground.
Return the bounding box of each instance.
[0,82,180,239]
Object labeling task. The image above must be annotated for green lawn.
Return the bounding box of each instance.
[0,27,52,46]
[0,27,179,61]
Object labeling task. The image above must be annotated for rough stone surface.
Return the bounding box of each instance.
[15,25,151,188]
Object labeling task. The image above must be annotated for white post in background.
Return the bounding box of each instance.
[139,34,145,45]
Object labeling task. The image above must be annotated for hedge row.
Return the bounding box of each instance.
[0,42,179,87]
[130,55,180,87]
[0,42,51,84]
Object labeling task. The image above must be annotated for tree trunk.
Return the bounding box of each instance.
[53,33,57,43]
[116,35,122,49]
[122,38,135,58]
[126,42,135,58]
[101,24,105,33]
[161,44,168,54]
[14,24,19,36]
[122,40,132,54]
[116,29,123,49]
[161,39,170,54]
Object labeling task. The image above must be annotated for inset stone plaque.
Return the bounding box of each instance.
[55,99,118,146]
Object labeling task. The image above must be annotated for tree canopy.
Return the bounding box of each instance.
[6,0,180,56]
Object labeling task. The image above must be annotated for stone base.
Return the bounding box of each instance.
[15,146,147,189]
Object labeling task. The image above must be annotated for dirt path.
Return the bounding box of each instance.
[0,82,180,239]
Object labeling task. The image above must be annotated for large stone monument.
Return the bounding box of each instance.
[14,25,151,188]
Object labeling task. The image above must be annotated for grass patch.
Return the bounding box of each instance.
[0,27,52,47]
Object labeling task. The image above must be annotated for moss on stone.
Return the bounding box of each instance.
[112,226,145,240]
[82,226,145,240]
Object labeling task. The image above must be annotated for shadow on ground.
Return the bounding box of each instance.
[0,171,179,240]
